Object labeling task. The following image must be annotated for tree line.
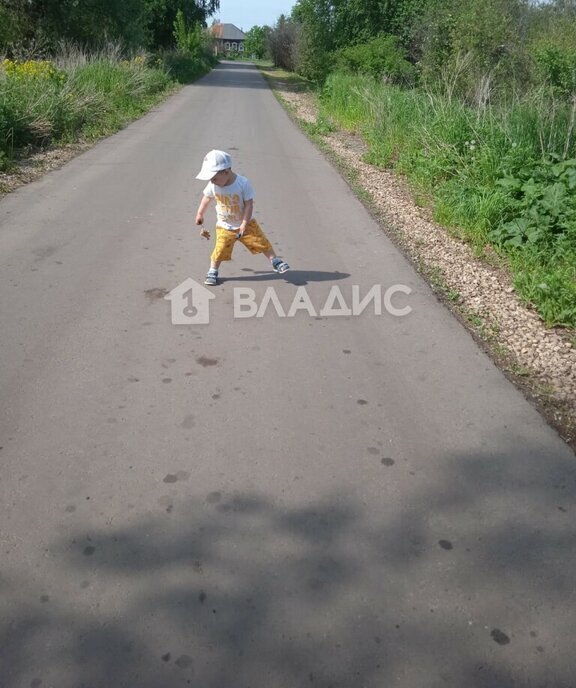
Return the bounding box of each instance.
[0,0,220,53]
[254,0,576,103]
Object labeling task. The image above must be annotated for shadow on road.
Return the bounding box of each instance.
[1,441,575,687]
[220,270,350,286]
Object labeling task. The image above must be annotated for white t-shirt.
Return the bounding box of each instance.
[203,174,255,230]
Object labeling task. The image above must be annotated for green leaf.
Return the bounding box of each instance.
[503,217,530,236]
[520,178,540,199]
[505,235,525,247]
[526,228,542,244]
[559,166,576,190]
[496,176,522,192]
[541,182,567,208]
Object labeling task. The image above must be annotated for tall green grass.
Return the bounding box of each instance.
[319,72,576,328]
[0,45,215,166]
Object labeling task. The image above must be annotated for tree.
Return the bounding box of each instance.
[0,4,25,47]
[288,0,435,82]
[145,0,220,49]
[0,0,221,52]
[244,25,269,59]
[268,15,299,71]
[173,9,203,55]
[290,0,333,81]
[0,0,151,50]
[413,0,532,101]
[527,0,576,97]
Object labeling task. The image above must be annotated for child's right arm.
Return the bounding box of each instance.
[195,195,212,226]
[196,195,212,238]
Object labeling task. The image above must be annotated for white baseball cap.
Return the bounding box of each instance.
[196,149,232,180]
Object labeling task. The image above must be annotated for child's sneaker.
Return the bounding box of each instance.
[204,272,218,286]
[272,259,290,274]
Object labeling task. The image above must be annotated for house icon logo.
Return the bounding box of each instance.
[164,278,216,324]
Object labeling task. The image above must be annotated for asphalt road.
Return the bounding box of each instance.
[1,62,575,688]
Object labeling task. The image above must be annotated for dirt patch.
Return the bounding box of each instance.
[0,143,92,197]
[144,288,169,301]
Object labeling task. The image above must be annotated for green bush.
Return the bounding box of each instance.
[533,42,576,98]
[158,51,216,83]
[491,157,576,252]
[335,34,416,85]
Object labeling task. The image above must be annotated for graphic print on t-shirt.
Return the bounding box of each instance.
[204,175,254,229]
[215,192,242,225]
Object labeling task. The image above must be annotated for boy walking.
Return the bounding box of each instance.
[195,149,289,285]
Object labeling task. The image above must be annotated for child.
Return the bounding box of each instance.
[195,149,289,286]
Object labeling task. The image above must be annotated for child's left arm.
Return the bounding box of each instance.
[237,199,253,237]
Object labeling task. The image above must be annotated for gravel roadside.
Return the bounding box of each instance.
[0,143,92,195]
[274,88,576,453]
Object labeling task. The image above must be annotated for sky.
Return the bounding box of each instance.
[212,0,297,32]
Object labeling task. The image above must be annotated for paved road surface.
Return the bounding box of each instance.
[1,62,575,688]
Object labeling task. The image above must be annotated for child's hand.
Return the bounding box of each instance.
[200,227,210,239]
[195,214,204,226]
[236,222,247,238]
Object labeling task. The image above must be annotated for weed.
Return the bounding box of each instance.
[466,312,484,328]
[0,149,12,171]
[302,116,334,136]
[508,363,533,377]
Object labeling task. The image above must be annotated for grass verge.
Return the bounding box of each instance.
[0,49,215,169]
[318,72,576,329]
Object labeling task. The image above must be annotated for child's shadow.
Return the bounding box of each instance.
[220,269,350,286]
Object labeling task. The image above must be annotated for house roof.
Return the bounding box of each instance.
[212,23,246,41]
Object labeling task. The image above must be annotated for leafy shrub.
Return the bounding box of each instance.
[533,43,576,98]
[159,51,215,83]
[492,158,576,253]
[0,5,24,49]
[335,34,416,85]
[414,0,530,102]
[173,10,204,58]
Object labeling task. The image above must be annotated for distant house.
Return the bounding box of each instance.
[210,23,247,55]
